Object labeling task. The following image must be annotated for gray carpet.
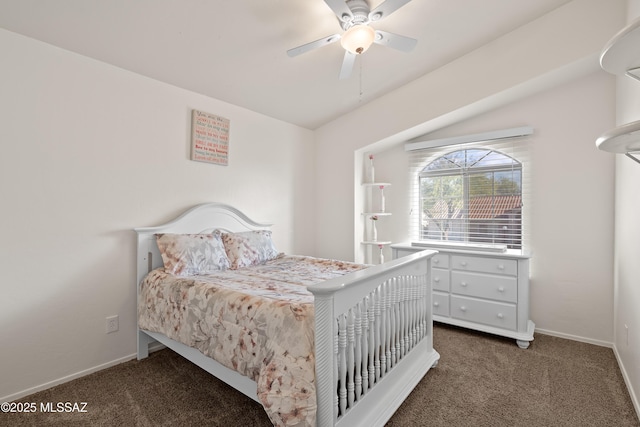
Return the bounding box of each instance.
[4,324,639,426]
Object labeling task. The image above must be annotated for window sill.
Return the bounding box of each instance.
[411,240,508,253]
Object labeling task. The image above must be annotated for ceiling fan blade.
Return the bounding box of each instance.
[374,30,417,52]
[324,0,354,22]
[287,34,340,57]
[339,51,356,80]
[369,0,411,21]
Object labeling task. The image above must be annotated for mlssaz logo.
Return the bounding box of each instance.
[40,402,88,413]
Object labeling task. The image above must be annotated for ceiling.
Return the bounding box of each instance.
[0,0,572,129]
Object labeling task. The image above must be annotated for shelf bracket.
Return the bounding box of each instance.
[625,152,640,164]
[625,68,640,82]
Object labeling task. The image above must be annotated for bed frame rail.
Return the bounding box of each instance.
[309,250,439,427]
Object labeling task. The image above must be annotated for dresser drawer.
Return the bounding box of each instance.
[451,295,517,330]
[451,255,517,276]
[432,267,450,292]
[432,292,450,317]
[451,271,517,303]
[430,253,449,269]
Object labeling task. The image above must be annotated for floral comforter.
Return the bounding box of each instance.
[138,254,368,426]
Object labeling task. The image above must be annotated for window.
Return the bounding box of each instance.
[418,148,522,249]
[407,131,531,252]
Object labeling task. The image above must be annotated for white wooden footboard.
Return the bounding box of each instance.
[309,250,440,427]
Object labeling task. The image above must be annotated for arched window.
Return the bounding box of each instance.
[419,148,522,249]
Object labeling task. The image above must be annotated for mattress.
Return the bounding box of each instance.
[138,254,368,426]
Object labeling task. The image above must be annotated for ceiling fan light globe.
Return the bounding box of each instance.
[340,24,375,54]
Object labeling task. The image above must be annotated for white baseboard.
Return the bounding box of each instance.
[0,353,135,403]
[1,343,166,404]
[612,344,640,421]
[534,327,613,348]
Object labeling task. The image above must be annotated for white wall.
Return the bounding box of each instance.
[315,0,625,343]
[0,29,315,401]
[612,0,640,415]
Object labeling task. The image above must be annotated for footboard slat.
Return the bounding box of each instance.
[360,299,370,396]
[367,296,375,393]
[389,278,397,368]
[346,310,355,408]
[333,319,339,421]
[353,305,363,402]
[383,282,392,375]
[338,315,347,416]
[398,282,405,359]
[374,289,382,382]
[310,250,438,427]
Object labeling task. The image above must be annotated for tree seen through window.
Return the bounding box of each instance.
[419,148,522,249]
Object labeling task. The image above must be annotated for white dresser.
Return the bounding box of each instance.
[392,243,535,348]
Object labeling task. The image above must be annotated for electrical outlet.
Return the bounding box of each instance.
[106,315,119,334]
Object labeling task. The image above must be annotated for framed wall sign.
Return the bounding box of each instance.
[190,109,230,165]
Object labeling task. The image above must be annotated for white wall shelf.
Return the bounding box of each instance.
[597,16,640,164]
[596,120,640,164]
[361,162,391,263]
[361,182,391,187]
[600,16,640,79]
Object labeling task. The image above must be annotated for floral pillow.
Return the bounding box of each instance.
[156,232,230,276]
[221,230,280,269]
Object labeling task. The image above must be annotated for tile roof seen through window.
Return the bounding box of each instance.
[426,195,521,220]
[467,195,521,219]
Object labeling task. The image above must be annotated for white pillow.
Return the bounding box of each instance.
[156,232,230,276]
[221,230,280,269]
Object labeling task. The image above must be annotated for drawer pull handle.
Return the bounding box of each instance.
[498,264,505,270]
[460,306,467,312]
[460,261,468,267]
[434,259,439,264]
[434,277,440,282]
[497,313,504,319]
[498,287,505,293]
[433,302,440,307]
[460,282,468,287]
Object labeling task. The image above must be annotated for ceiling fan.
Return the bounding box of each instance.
[287,0,417,79]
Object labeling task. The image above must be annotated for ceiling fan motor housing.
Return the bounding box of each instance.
[341,0,371,30]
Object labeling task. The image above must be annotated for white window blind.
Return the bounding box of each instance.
[406,129,532,253]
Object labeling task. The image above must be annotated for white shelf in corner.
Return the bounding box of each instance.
[600,16,640,79]
[361,241,392,246]
[597,17,640,164]
[596,119,640,153]
[362,182,391,187]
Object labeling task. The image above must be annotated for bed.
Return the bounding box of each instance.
[135,203,439,427]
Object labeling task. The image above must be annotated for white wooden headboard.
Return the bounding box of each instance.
[134,203,272,288]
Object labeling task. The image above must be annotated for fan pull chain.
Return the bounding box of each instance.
[358,57,363,103]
